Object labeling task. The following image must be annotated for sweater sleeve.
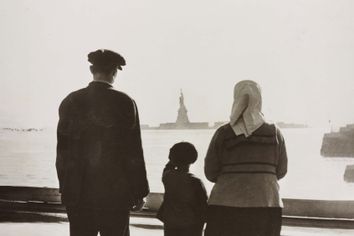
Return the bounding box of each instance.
[204,128,223,183]
[276,128,288,180]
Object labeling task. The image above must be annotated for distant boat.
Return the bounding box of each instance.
[275,122,308,129]
[321,124,354,157]
[344,165,354,182]
[2,127,44,132]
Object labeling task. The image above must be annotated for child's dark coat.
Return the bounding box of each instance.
[157,164,208,229]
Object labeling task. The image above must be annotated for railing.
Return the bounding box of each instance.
[0,186,354,229]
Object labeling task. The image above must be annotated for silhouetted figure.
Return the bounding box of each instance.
[158,142,208,236]
[204,80,288,236]
[56,49,149,236]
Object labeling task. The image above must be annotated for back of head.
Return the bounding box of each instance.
[232,80,262,110]
[169,142,198,167]
[230,80,265,137]
[88,49,126,75]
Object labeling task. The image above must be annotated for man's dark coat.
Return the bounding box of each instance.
[56,81,149,210]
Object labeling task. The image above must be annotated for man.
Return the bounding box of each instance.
[56,49,149,236]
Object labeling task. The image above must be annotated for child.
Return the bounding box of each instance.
[157,142,208,236]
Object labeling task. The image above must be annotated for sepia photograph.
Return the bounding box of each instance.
[0,0,354,235]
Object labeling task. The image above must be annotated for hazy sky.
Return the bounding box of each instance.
[0,0,354,128]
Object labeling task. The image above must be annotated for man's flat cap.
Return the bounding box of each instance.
[88,49,126,70]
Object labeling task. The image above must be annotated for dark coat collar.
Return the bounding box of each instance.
[88,81,113,89]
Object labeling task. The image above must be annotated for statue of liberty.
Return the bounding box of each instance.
[176,90,190,125]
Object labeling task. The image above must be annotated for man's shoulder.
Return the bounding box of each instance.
[60,88,87,105]
[62,86,135,105]
[107,88,135,103]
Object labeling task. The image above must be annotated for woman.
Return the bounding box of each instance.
[204,80,288,236]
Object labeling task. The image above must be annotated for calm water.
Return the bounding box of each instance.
[0,127,353,200]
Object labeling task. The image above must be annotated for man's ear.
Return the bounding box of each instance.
[89,66,94,74]
[112,69,118,77]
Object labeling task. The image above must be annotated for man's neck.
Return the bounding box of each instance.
[92,73,114,85]
[92,79,113,86]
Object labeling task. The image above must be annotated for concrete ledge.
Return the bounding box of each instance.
[1,186,354,228]
[283,198,354,219]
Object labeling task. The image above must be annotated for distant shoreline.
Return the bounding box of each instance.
[0,121,310,132]
[1,128,44,132]
[141,121,309,130]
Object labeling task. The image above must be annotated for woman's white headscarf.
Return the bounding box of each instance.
[230,80,265,137]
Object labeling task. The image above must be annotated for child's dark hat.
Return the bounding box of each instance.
[169,142,198,165]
